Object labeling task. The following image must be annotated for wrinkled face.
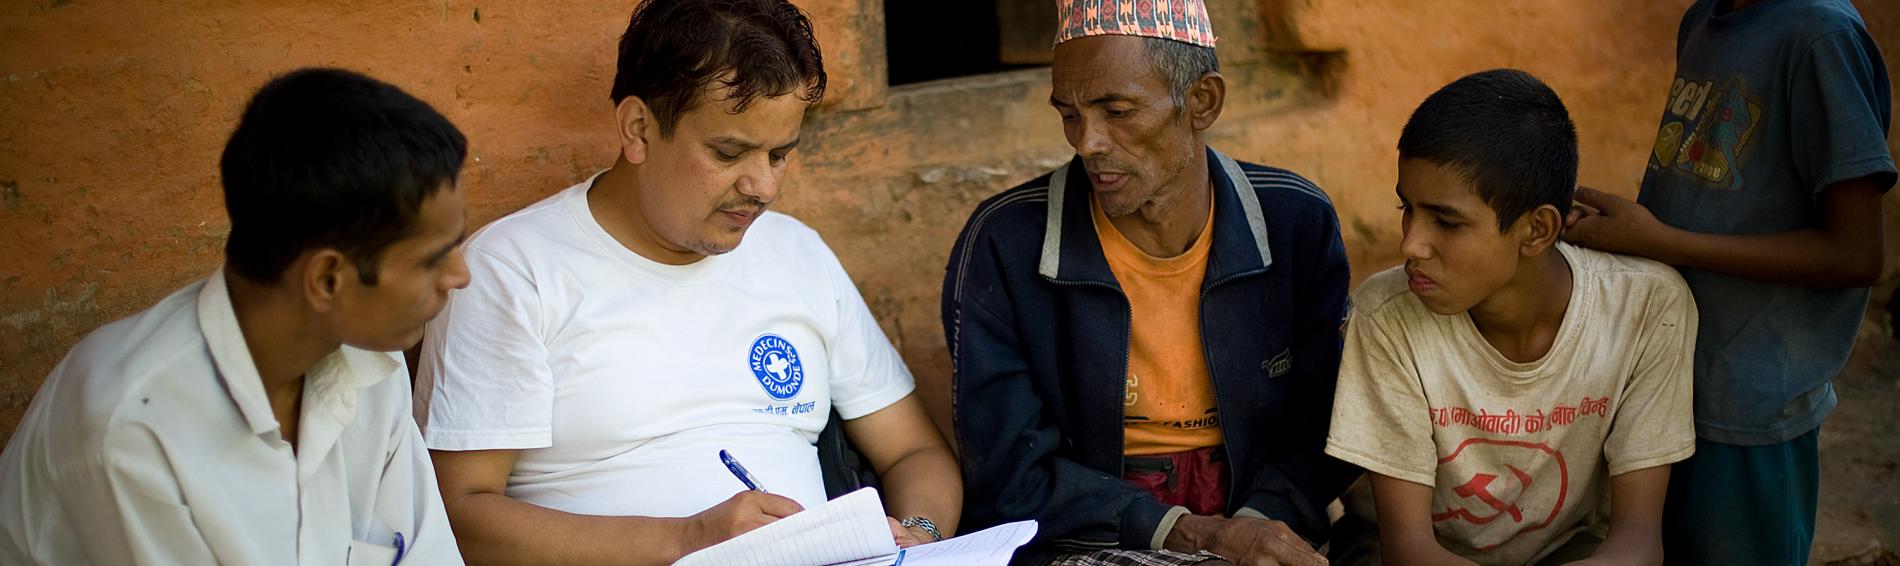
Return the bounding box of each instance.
[1396,158,1523,315]
[1051,35,1199,217]
[330,185,471,351]
[635,88,809,261]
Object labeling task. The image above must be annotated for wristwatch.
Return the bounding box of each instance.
[898,516,943,542]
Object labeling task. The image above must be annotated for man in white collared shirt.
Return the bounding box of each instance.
[0,68,472,565]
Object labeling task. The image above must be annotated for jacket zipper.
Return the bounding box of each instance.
[1043,278,1133,479]
[1198,273,1255,513]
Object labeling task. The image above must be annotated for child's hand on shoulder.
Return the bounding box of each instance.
[1563,186,1666,256]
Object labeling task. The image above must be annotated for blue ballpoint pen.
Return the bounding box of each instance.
[719,449,770,493]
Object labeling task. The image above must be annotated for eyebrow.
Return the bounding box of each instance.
[1049,94,1138,108]
[425,220,470,263]
[1419,203,1468,219]
[708,136,801,152]
[1396,190,1471,219]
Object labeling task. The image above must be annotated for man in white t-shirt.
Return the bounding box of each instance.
[418,1,962,563]
[0,68,471,564]
[1323,70,1697,566]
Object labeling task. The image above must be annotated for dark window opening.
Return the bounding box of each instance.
[884,0,1055,86]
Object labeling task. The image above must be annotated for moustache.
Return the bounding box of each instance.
[718,197,768,215]
[1083,158,1131,175]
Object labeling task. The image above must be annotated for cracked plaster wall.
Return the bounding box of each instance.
[2,0,1898,441]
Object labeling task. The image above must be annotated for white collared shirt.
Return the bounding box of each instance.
[0,270,463,565]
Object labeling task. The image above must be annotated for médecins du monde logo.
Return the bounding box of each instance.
[748,334,805,401]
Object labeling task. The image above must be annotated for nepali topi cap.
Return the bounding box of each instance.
[1055,0,1217,48]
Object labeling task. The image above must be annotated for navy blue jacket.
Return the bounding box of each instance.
[942,148,1359,553]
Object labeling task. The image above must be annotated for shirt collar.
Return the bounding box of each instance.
[196,268,402,437]
[1038,147,1275,285]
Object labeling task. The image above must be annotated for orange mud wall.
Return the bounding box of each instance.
[3,1,1899,441]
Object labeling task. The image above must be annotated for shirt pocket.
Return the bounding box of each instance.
[349,516,405,565]
[346,539,398,566]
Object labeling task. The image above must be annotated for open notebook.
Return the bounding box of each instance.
[674,488,1037,566]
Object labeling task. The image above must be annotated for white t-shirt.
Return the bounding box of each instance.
[0,270,460,565]
[417,175,914,518]
[1325,244,1698,565]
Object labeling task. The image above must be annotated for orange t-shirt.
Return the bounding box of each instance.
[1092,192,1223,456]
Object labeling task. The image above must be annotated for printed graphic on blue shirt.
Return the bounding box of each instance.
[1650,75,1762,190]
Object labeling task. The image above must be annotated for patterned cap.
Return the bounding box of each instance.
[1055,0,1217,48]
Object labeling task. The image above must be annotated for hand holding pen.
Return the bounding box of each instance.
[724,450,925,555]
[673,450,804,560]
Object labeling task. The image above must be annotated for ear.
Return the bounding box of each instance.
[614,96,654,165]
[300,249,350,314]
[1186,71,1225,131]
[1517,203,1566,257]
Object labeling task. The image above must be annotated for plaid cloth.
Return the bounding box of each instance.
[1046,549,1221,566]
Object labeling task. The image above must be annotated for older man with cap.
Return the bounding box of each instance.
[942,1,1357,564]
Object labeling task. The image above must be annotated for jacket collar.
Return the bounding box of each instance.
[1038,146,1275,286]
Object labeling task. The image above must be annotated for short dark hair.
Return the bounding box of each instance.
[610,0,827,137]
[220,67,468,285]
[1398,68,1577,229]
[1141,37,1219,107]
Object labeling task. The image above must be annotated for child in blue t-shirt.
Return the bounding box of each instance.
[1564,0,1894,564]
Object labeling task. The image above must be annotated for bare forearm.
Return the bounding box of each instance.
[1574,466,1669,566]
[876,444,963,536]
[1644,224,1880,287]
[446,492,689,566]
[1582,528,1664,566]
[844,394,964,538]
[1381,535,1481,566]
[1369,474,1480,566]
[1567,179,1885,287]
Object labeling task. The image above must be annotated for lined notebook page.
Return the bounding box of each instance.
[674,488,897,566]
[799,520,1039,566]
[898,520,1038,565]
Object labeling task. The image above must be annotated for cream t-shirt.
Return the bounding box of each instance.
[1325,244,1697,565]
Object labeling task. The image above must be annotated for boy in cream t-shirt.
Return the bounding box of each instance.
[1325,70,1697,566]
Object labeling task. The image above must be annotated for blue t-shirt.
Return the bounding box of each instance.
[1637,0,1896,445]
